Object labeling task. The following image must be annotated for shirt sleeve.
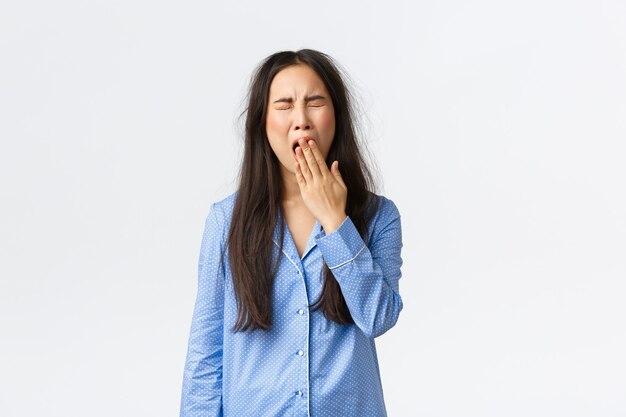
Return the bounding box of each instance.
[315,197,404,338]
[180,202,225,417]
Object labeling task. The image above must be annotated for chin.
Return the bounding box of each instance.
[282,162,296,174]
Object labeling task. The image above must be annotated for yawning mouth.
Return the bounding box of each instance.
[291,137,314,153]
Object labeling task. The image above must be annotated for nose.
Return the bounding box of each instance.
[293,105,311,131]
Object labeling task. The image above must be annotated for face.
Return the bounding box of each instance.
[265,64,336,176]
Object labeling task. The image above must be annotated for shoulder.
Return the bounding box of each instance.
[210,191,237,218]
[212,190,238,214]
[334,192,399,246]
[364,192,402,245]
[204,190,238,231]
[368,192,401,224]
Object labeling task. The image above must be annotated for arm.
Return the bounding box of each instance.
[180,203,225,417]
[316,197,404,338]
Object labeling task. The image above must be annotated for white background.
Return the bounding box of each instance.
[1,1,625,416]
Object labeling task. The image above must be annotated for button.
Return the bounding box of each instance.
[295,390,303,396]
[297,309,304,315]
[297,350,304,356]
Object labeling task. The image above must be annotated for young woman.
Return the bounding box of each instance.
[180,49,404,417]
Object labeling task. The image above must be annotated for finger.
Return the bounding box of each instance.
[295,146,312,182]
[307,140,330,179]
[300,140,322,179]
[331,160,346,187]
[294,161,306,187]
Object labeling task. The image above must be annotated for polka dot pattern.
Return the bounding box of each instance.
[180,191,404,417]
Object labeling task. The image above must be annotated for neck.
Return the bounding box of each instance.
[280,167,303,205]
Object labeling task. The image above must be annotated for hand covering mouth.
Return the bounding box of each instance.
[292,136,314,152]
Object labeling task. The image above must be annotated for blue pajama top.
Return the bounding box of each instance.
[180,191,404,417]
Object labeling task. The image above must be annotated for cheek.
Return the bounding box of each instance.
[266,112,287,135]
[318,111,336,137]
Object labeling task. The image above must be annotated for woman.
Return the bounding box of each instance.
[180,49,404,417]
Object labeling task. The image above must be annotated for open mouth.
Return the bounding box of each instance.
[292,137,314,153]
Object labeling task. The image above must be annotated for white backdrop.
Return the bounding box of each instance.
[1,1,625,416]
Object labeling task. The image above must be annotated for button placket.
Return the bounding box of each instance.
[290,255,309,407]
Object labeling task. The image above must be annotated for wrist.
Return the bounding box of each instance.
[321,213,347,235]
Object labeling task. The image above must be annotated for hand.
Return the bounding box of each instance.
[293,138,348,234]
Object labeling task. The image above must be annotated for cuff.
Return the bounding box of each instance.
[314,215,367,270]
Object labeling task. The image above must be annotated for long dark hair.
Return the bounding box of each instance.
[227,48,381,332]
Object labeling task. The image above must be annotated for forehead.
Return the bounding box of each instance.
[268,64,329,97]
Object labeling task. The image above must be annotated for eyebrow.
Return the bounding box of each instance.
[272,95,327,104]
